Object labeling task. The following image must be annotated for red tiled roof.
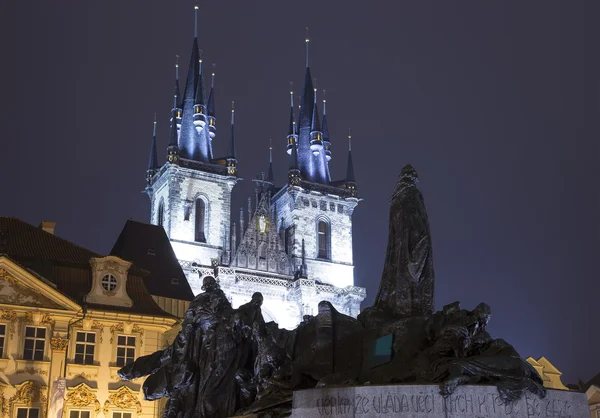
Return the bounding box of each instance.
[0,217,172,318]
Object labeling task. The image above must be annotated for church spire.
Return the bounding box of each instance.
[288,127,300,186]
[226,101,237,176]
[173,55,181,109]
[146,114,159,186]
[193,53,207,131]
[267,139,274,183]
[310,81,323,156]
[206,64,216,140]
[322,89,331,162]
[167,107,180,164]
[286,83,298,155]
[345,129,356,195]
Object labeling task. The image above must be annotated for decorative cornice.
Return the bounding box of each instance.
[65,383,101,415]
[109,322,144,345]
[50,337,69,351]
[103,386,142,416]
[24,311,54,327]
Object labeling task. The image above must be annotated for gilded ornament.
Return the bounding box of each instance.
[9,380,46,408]
[65,383,100,414]
[103,386,142,415]
[50,337,69,351]
[109,322,143,344]
[24,311,54,326]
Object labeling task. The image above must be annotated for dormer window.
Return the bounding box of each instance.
[101,274,117,292]
[86,256,133,308]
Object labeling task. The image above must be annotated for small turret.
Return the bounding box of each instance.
[207,65,216,140]
[267,139,274,184]
[286,83,298,155]
[226,101,237,176]
[288,125,301,186]
[146,114,159,187]
[172,56,183,138]
[322,90,331,162]
[167,108,180,164]
[345,129,356,196]
[193,55,207,130]
[309,82,323,155]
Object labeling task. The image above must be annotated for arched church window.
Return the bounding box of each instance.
[195,199,207,243]
[157,200,164,227]
[317,219,330,260]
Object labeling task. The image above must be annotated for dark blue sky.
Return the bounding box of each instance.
[2,1,598,384]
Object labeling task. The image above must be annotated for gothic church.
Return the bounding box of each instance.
[145,7,365,329]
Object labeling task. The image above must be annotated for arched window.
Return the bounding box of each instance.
[195,199,206,242]
[157,200,164,227]
[317,219,330,259]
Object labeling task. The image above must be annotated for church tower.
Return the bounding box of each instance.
[145,6,239,293]
[272,34,361,312]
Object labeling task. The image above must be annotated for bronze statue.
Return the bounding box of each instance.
[118,166,548,417]
[375,164,435,318]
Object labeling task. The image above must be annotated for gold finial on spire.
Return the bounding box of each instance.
[348,128,352,151]
[305,27,310,67]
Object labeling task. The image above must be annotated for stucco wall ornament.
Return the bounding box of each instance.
[110,323,144,345]
[65,383,101,414]
[50,337,69,351]
[24,311,54,326]
[9,380,47,408]
[0,310,17,339]
[103,386,142,415]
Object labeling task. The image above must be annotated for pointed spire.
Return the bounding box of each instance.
[288,82,295,136]
[173,55,181,109]
[305,27,310,68]
[182,15,200,105]
[322,89,329,141]
[228,101,236,159]
[148,114,159,172]
[267,139,274,183]
[240,207,245,234]
[311,86,321,132]
[194,3,199,38]
[290,132,299,171]
[346,128,356,185]
[168,109,179,148]
[194,53,205,106]
[207,64,216,116]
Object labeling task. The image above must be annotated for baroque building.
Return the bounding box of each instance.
[144,7,365,329]
[0,217,189,418]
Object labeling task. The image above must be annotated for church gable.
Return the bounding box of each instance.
[232,194,293,275]
[0,258,79,311]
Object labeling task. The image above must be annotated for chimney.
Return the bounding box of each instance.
[39,221,56,235]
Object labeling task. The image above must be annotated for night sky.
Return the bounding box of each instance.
[2,1,598,384]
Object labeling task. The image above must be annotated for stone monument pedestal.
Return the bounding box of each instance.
[292,384,588,418]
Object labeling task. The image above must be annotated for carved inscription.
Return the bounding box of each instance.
[312,392,575,417]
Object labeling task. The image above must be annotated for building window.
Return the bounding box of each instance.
[157,200,164,227]
[23,326,46,360]
[317,220,330,260]
[337,204,344,214]
[101,274,117,292]
[113,413,132,418]
[74,332,96,365]
[0,324,5,357]
[285,226,295,255]
[69,411,91,418]
[116,336,136,367]
[195,199,206,243]
[16,408,39,418]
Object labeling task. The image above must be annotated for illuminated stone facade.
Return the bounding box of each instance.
[145,11,366,329]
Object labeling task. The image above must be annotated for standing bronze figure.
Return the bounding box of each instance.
[375,164,435,318]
